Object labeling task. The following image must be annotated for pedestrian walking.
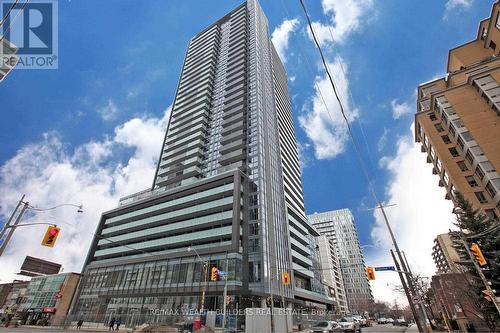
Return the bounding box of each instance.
[115,318,121,330]
[108,317,115,331]
[77,319,83,329]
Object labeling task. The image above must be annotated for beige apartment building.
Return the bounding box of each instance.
[415,1,500,220]
[432,233,461,274]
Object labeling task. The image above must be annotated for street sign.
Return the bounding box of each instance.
[282,272,290,285]
[374,266,395,271]
[217,270,228,278]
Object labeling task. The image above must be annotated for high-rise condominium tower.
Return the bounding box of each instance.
[415,2,500,220]
[316,235,348,314]
[309,209,373,313]
[71,0,331,328]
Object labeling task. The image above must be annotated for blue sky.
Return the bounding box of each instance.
[0,0,493,302]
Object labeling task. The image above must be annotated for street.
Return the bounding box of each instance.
[362,323,413,332]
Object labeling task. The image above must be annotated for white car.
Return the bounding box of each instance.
[338,317,361,332]
[352,315,367,327]
[386,318,394,324]
[377,317,387,324]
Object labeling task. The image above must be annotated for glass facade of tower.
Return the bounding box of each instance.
[71,0,330,329]
[309,209,373,313]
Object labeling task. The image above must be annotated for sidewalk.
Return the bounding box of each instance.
[21,325,133,332]
[405,324,460,333]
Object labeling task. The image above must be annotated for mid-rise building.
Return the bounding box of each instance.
[309,209,373,313]
[1,281,29,319]
[432,233,461,274]
[71,0,330,329]
[415,1,500,220]
[316,236,348,314]
[19,272,80,326]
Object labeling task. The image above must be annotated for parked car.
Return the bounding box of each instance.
[394,318,409,326]
[352,315,367,327]
[377,317,387,324]
[338,317,361,332]
[386,318,394,324]
[310,321,341,333]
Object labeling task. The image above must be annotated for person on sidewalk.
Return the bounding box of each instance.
[115,318,121,330]
[76,319,83,329]
[108,317,115,331]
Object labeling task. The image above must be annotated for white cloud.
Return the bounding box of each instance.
[377,128,389,152]
[299,56,358,159]
[310,0,373,45]
[271,18,299,63]
[98,99,118,121]
[391,99,413,119]
[0,107,171,282]
[367,123,456,304]
[444,0,473,19]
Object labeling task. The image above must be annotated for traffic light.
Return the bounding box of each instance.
[282,272,290,286]
[41,226,61,248]
[366,266,376,280]
[210,267,218,281]
[470,243,487,266]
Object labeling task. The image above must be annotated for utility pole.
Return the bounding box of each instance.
[378,204,428,332]
[0,195,25,241]
[391,249,423,332]
[0,197,28,256]
[222,254,229,330]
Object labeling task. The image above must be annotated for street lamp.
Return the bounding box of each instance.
[0,195,84,256]
[188,246,209,314]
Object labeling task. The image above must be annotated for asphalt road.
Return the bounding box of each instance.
[362,323,412,332]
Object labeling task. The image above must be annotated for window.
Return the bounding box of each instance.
[475,191,488,204]
[466,151,475,165]
[429,113,437,121]
[436,159,442,173]
[457,161,468,172]
[470,146,484,156]
[481,161,496,173]
[457,136,465,151]
[443,171,449,185]
[435,123,444,132]
[466,176,478,187]
[444,107,456,116]
[475,166,485,180]
[449,147,460,157]
[249,238,259,252]
[249,261,261,282]
[453,119,464,128]
[485,209,498,220]
[490,40,497,50]
[496,11,500,29]
[485,182,497,198]
[462,131,474,142]
[449,124,456,137]
[442,135,452,144]
[249,223,259,236]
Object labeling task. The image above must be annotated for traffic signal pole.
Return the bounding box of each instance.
[378,204,428,332]
[391,249,423,333]
[460,237,500,315]
[0,198,28,256]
